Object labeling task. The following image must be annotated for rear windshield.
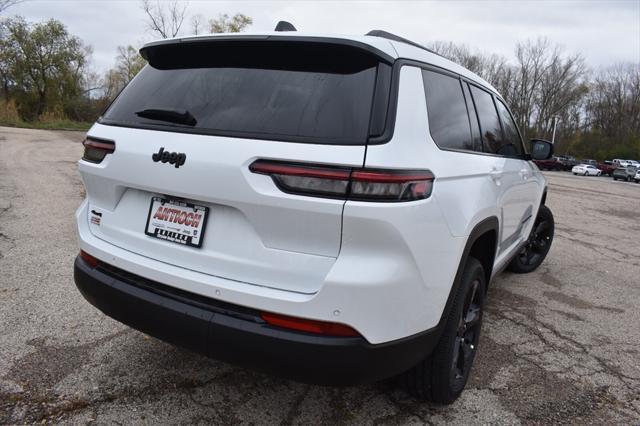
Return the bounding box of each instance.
[100,41,390,145]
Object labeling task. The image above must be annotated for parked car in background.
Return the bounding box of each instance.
[572,164,601,176]
[612,166,638,181]
[580,159,598,167]
[628,160,640,168]
[597,161,616,176]
[613,159,631,167]
[635,169,640,183]
[557,155,579,170]
[534,157,564,171]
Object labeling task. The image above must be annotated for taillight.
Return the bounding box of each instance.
[249,160,434,202]
[250,161,351,198]
[79,250,99,268]
[261,312,360,337]
[82,137,115,163]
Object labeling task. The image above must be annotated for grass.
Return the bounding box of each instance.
[0,119,91,131]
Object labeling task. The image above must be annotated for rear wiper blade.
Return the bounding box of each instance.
[135,108,197,126]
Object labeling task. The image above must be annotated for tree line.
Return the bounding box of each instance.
[430,40,640,160]
[0,0,251,126]
[0,0,638,160]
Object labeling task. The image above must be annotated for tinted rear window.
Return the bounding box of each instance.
[101,41,387,145]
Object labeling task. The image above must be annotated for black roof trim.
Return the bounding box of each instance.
[365,30,439,56]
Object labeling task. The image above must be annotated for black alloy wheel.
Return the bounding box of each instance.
[508,205,555,273]
[404,258,486,404]
[450,278,482,390]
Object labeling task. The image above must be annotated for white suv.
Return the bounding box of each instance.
[74,27,555,403]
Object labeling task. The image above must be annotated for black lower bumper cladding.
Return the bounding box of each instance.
[73,256,438,385]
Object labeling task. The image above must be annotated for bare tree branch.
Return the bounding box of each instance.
[0,0,25,14]
[190,13,203,35]
[141,0,187,39]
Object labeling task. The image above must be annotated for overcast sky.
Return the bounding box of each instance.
[7,0,640,73]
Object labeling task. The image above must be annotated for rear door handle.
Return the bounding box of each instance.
[489,169,503,184]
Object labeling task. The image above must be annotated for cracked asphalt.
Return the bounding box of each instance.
[1,126,639,424]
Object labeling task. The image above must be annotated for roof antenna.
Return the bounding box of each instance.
[274,21,296,32]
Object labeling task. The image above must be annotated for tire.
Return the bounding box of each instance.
[613,177,618,181]
[405,257,486,404]
[573,173,577,175]
[626,176,631,182]
[508,205,554,274]
[584,171,588,176]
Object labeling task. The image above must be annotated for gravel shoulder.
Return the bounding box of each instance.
[1,127,639,424]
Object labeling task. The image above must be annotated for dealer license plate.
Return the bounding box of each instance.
[145,197,208,248]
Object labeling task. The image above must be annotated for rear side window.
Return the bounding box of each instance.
[469,85,505,155]
[101,42,387,145]
[422,69,474,151]
[495,99,524,156]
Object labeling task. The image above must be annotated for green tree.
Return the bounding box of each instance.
[209,13,252,33]
[1,17,89,120]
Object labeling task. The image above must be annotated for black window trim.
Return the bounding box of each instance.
[460,80,484,153]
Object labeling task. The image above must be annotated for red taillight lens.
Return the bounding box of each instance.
[79,250,99,268]
[261,312,360,337]
[249,160,434,202]
[82,137,115,163]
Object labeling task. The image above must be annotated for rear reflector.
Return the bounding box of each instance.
[79,250,99,268]
[250,160,434,201]
[82,137,115,163]
[261,312,360,337]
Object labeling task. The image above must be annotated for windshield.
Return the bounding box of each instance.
[100,42,389,145]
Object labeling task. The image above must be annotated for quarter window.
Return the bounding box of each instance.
[422,70,474,151]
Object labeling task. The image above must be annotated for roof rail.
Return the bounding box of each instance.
[365,30,438,55]
[274,21,297,32]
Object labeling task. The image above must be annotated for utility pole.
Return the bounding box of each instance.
[551,116,559,144]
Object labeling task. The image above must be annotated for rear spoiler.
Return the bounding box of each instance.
[139,36,395,70]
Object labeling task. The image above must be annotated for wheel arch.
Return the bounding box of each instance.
[433,216,498,337]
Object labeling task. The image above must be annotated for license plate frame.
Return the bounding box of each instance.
[145,196,209,248]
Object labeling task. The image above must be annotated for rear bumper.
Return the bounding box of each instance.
[74,256,439,385]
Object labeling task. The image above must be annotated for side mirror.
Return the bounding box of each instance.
[530,139,554,160]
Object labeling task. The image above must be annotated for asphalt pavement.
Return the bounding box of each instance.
[1,127,639,424]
